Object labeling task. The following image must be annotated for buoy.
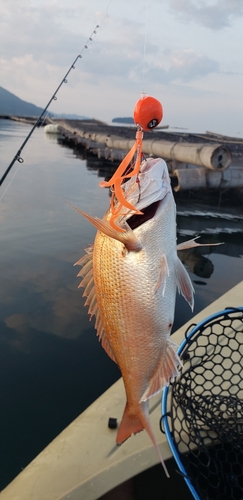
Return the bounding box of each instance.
[133,94,163,131]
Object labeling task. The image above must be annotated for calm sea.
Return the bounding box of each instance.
[0,119,242,490]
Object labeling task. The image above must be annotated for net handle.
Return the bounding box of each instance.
[161,386,201,500]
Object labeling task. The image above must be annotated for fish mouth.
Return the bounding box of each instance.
[122,158,171,229]
[127,200,161,230]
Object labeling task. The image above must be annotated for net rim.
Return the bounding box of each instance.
[161,306,243,500]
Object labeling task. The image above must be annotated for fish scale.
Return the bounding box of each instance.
[92,195,177,392]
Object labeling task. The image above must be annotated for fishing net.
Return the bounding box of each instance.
[161,307,243,500]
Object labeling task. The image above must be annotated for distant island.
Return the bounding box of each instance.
[112,117,134,124]
[0,86,89,120]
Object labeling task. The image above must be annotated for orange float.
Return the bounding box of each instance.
[133,94,163,131]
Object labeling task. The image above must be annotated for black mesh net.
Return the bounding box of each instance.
[163,308,243,500]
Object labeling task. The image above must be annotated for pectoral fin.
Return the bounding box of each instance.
[177,237,223,251]
[154,254,169,295]
[67,200,142,252]
[175,256,194,310]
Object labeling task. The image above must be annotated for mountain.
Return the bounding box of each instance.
[0,86,89,119]
[0,86,45,116]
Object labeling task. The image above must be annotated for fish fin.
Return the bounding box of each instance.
[154,254,170,295]
[74,245,93,266]
[140,340,182,402]
[84,287,98,318]
[75,246,94,291]
[177,237,223,251]
[75,247,98,316]
[75,248,117,363]
[79,210,142,252]
[116,402,145,444]
[100,335,117,363]
[117,402,170,478]
[65,198,142,248]
[175,256,194,310]
[95,312,117,363]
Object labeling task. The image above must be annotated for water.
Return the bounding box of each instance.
[0,119,242,490]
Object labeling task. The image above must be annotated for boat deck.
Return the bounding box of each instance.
[1,281,243,500]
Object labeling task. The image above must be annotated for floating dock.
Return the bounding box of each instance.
[44,119,243,192]
[2,115,243,192]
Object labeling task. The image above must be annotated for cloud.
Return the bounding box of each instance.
[76,31,219,88]
[144,49,219,84]
[168,49,219,81]
[168,0,243,30]
[0,0,106,73]
[0,0,220,91]
[0,2,149,99]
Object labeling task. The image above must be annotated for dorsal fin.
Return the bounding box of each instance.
[74,246,117,364]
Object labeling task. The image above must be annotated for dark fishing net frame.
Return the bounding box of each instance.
[161,307,243,500]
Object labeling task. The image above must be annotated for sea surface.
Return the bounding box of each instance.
[0,119,243,491]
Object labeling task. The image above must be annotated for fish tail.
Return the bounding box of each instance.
[117,402,170,478]
[116,402,145,444]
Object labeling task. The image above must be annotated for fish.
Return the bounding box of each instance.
[72,157,206,477]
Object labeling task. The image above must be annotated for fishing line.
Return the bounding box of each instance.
[105,0,115,19]
[0,24,100,190]
[142,0,149,94]
[0,160,22,203]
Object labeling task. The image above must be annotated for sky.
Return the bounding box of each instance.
[1,0,243,137]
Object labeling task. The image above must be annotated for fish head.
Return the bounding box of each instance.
[82,157,175,252]
[119,157,174,225]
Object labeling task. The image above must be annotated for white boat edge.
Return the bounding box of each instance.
[1,280,243,500]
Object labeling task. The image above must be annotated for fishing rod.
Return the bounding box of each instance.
[0,25,99,188]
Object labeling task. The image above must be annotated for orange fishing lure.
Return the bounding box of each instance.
[99,95,163,231]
